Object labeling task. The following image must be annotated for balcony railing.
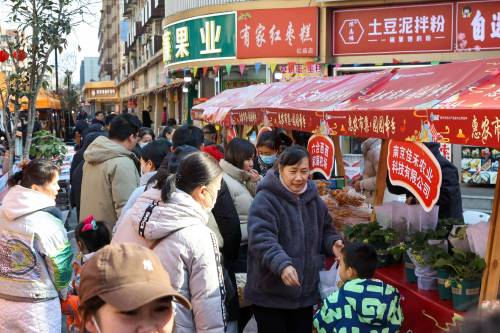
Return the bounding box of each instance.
[165,0,253,17]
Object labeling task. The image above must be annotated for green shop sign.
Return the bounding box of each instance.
[163,12,236,66]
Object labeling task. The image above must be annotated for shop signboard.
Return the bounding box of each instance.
[461,146,498,185]
[222,79,266,90]
[333,3,454,55]
[307,134,335,180]
[90,88,117,99]
[127,101,137,108]
[236,7,318,58]
[163,12,236,67]
[279,64,322,82]
[456,1,500,52]
[387,140,442,212]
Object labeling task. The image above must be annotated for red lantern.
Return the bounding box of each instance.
[0,51,9,63]
[13,50,27,61]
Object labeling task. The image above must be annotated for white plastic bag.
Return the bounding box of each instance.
[319,261,341,300]
[466,221,490,259]
[448,225,471,253]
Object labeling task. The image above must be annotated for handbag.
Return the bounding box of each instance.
[149,238,236,307]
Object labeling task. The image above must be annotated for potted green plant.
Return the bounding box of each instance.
[433,249,486,311]
[419,244,454,301]
[358,222,401,269]
[343,223,368,243]
[29,130,68,164]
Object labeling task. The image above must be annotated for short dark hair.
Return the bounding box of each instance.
[147,105,152,109]
[161,126,175,138]
[155,151,222,203]
[225,138,256,169]
[108,113,142,142]
[75,219,111,253]
[292,130,311,148]
[257,131,281,151]
[172,125,204,149]
[141,141,171,169]
[163,106,167,112]
[341,242,377,279]
[104,114,116,126]
[139,127,155,141]
[278,145,310,168]
[8,159,61,188]
[167,118,177,127]
[202,124,216,134]
[279,132,293,148]
[95,111,103,117]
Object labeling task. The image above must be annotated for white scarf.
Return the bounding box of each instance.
[279,175,308,195]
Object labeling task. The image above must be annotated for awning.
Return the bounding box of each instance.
[191,88,244,121]
[193,58,500,147]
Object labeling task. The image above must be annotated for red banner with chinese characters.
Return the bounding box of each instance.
[333,3,453,55]
[456,1,500,52]
[388,140,442,212]
[127,101,137,108]
[237,7,318,58]
[307,135,335,179]
[279,64,322,81]
[227,127,236,142]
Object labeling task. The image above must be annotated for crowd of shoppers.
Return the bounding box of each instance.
[0,106,470,333]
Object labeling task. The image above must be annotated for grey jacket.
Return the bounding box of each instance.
[112,188,226,333]
[219,160,261,243]
[244,171,342,309]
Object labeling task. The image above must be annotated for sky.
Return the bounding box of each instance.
[0,1,101,84]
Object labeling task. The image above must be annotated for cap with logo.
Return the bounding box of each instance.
[79,243,191,311]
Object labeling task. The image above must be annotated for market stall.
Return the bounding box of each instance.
[192,57,500,331]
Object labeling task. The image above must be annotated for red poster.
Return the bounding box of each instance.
[388,140,442,212]
[456,1,500,52]
[237,7,318,58]
[307,135,335,180]
[333,3,454,55]
[227,127,236,142]
[127,101,137,108]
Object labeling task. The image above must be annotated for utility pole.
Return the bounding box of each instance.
[55,49,59,95]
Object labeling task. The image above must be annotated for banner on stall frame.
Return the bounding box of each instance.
[257,126,272,141]
[127,101,137,108]
[228,127,237,142]
[222,79,266,90]
[307,135,335,180]
[387,140,442,212]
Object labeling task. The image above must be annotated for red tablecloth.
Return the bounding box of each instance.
[325,258,466,333]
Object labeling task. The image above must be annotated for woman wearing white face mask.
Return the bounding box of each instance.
[138,127,155,148]
[113,151,227,333]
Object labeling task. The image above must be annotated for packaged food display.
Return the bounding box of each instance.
[315,180,329,196]
[320,195,338,210]
[493,149,500,159]
[330,205,372,237]
[334,189,366,207]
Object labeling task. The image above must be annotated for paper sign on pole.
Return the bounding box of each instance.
[387,140,442,212]
[228,127,237,142]
[307,134,335,180]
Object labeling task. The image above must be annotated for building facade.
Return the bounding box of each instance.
[98,0,123,81]
[0,27,17,77]
[79,57,100,88]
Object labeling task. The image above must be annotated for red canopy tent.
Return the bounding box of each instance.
[190,87,244,121]
[324,58,500,145]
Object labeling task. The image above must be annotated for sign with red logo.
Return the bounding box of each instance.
[333,3,453,55]
[307,135,335,180]
[456,1,500,52]
[257,126,272,141]
[237,7,318,58]
[227,127,237,143]
[387,140,442,212]
[127,101,137,108]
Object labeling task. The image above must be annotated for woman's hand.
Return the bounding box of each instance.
[247,169,260,180]
[281,265,300,287]
[332,240,344,259]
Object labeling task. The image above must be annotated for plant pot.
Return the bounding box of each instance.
[371,242,390,268]
[451,277,482,311]
[389,254,403,265]
[404,253,418,283]
[437,269,452,301]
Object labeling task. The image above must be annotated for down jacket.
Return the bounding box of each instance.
[245,170,342,310]
[360,138,398,205]
[219,160,261,243]
[0,186,73,301]
[80,136,140,232]
[112,188,227,333]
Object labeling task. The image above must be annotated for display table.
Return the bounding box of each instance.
[325,258,466,332]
